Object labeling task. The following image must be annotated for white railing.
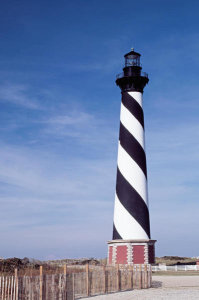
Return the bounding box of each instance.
[152,265,199,271]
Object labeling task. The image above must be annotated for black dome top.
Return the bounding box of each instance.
[124,50,141,58]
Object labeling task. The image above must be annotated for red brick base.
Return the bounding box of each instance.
[107,239,156,265]
[133,245,145,264]
[116,245,127,264]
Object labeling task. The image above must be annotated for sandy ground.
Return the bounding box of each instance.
[83,276,199,299]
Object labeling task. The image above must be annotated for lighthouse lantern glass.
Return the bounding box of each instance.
[125,54,140,67]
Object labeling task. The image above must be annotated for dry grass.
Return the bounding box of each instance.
[153,271,199,276]
[155,256,198,266]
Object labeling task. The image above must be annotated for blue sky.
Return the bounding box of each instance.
[0,0,199,260]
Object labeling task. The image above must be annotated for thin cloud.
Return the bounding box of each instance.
[0,143,114,197]
[0,84,40,109]
[43,112,93,126]
[40,110,117,150]
[0,140,115,258]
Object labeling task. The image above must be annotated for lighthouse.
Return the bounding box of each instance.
[108,49,156,265]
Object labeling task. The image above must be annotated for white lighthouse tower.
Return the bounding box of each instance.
[108,49,156,265]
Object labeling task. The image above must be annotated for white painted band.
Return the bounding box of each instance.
[128,91,143,107]
[113,194,149,240]
[120,103,145,148]
[117,143,148,205]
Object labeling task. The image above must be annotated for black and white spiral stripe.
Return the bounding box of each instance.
[113,91,151,240]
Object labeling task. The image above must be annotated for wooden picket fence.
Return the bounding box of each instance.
[0,264,152,299]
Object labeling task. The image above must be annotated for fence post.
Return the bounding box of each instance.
[64,264,67,275]
[144,264,147,288]
[15,268,18,300]
[86,263,89,296]
[150,264,152,287]
[103,266,106,294]
[5,276,8,299]
[7,276,10,299]
[13,275,16,300]
[135,265,137,289]
[128,265,131,289]
[116,264,120,291]
[40,266,43,300]
[2,276,4,300]
[72,273,75,300]
[63,265,67,300]
[10,276,13,300]
[131,264,134,289]
[139,265,142,289]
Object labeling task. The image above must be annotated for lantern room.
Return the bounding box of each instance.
[124,49,141,67]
